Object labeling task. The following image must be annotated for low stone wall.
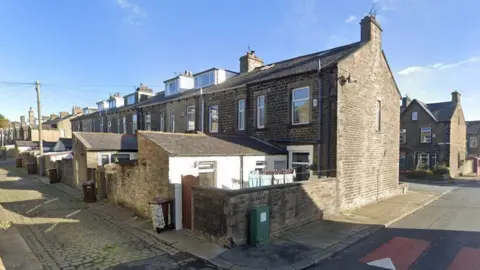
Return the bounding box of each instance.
[58,159,74,187]
[192,178,337,246]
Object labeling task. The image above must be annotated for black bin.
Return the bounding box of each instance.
[82,180,96,203]
[16,158,22,168]
[48,168,59,184]
[26,162,36,174]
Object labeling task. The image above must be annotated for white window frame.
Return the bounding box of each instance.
[122,116,126,134]
[412,111,418,121]
[418,152,429,168]
[194,71,215,89]
[238,99,245,131]
[186,105,195,131]
[470,136,478,148]
[127,95,135,105]
[166,80,179,96]
[170,110,175,132]
[209,105,219,133]
[145,113,151,131]
[400,129,407,144]
[160,112,165,132]
[287,145,313,180]
[291,87,310,125]
[257,95,265,128]
[100,118,104,132]
[117,118,120,134]
[107,120,111,133]
[420,127,432,144]
[376,100,381,131]
[132,114,137,134]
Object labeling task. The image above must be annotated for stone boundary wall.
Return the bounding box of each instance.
[192,178,337,247]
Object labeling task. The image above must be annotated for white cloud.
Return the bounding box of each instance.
[398,56,480,76]
[396,56,480,120]
[115,0,147,25]
[344,15,356,23]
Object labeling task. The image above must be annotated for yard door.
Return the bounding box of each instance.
[182,175,199,230]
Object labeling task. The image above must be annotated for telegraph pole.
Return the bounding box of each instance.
[36,81,43,155]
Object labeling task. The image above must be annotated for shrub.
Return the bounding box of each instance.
[407,169,434,179]
[433,165,449,175]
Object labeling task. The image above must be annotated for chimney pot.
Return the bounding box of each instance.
[239,50,264,73]
[452,91,461,104]
[360,15,382,45]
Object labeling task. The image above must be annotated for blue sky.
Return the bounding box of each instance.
[1,0,480,121]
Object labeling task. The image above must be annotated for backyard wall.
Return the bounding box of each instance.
[57,159,74,187]
[192,178,337,246]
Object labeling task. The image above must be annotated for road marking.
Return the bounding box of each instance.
[367,258,396,269]
[447,247,480,270]
[360,237,430,270]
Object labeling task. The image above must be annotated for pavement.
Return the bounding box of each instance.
[309,180,480,269]
[0,163,215,270]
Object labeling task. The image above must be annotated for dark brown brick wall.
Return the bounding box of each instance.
[165,97,197,133]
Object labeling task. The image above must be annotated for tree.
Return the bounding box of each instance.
[0,113,5,120]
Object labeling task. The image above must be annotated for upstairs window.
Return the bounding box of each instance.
[126,95,135,105]
[194,71,215,88]
[109,100,115,109]
[256,96,265,128]
[132,114,137,134]
[292,87,310,125]
[170,110,175,132]
[420,127,431,143]
[238,99,245,131]
[412,111,418,121]
[186,105,195,131]
[209,105,219,133]
[145,113,151,131]
[160,112,165,132]
[107,120,111,133]
[470,136,478,148]
[400,129,407,144]
[165,80,179,96]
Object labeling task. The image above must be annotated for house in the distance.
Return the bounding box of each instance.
[400,91,467,177]
[467,121,480,157]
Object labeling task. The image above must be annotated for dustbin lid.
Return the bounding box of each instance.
[82,180,95,186]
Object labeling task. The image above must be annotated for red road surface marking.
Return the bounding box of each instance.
[360,236,430,270]
[447,247,480,270]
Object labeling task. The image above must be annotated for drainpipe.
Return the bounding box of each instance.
[200,88,204,132]
[317,59,322,177]
[240,155,244,188]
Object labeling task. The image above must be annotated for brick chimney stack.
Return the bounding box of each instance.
[59,111,69,118]
[72,106,82,115]
[401,96,412,112]
[28,107,35,126]
[360,15,382,47]
[50,113,58,120]
[20,116,25,126]
[452,91,461,104]
[239,50,264,73]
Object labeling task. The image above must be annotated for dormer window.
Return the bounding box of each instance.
[109,100,116,109]
[126,95,135,105]
[194,71,215,88]
[166,80,179,96]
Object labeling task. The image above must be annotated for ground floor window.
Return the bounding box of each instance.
[198,161,216,187]
[400,152,406,169]
[415,152,437,169]
[287,145,313,181]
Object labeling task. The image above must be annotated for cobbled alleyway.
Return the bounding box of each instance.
[0,163,216,270]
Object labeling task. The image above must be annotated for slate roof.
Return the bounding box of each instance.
[139,131,286,156]
[203,42,363,94]
[54,138,73,152]
[467,121,480,135]
[15,140,57,148]
[74,132,138,151]
[410,99,457,122]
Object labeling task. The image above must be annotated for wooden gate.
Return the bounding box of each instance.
[182,175,199,230]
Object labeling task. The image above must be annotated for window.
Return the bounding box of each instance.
[111,153,130,163]
[83,108,89,114]
[107,121,111,133]
[418,153,429,169]
[400,129,407,144]
[186,105,195,131]
[238,99,245,131]
[198,161,216,187]
[375,100,381,131]
[160,112,165,132]
[256,95,265,128]
[126,95,135,105]
[412,111,418,121]
[431,153,437,167]
[132,114,137,133]
[100,118,104,132]
[109,100,115,109]
[292,87,310,125]
[145,114,151,131]
[60,129,66,138]
[470,136,478,148]
[420,127,432,143]
[122,116,126,134]
[101,154,110,165]
[291,153,310,181]
[255,161,267,173]
[209,105,219,132]
[170,110,175,132]
[165,80,179,96]
[117,118,120,133]
[194,71,215,88]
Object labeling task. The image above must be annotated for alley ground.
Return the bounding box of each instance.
[0,162,216,270]
[310,179,480,269]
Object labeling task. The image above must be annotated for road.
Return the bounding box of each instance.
[310,180,480,270]
[0,162,215,270]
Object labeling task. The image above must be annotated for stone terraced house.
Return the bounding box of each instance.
[467,120,480,157]
[400,91,467,177]
[70,14,402,215]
